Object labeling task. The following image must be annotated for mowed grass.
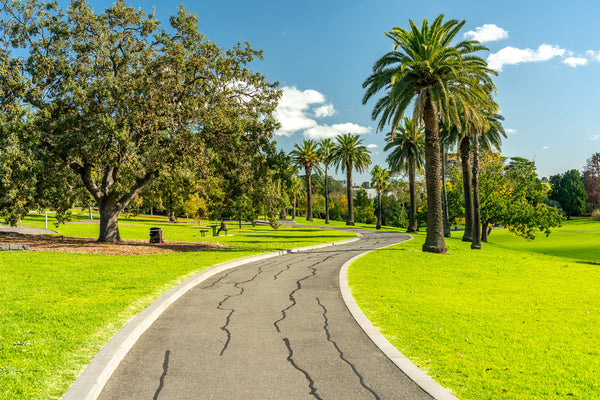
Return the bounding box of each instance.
[0,214,355,399]
[349,219,600,399]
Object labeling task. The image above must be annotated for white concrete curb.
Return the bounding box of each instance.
[339,237,460,400]
[63,234,362,400]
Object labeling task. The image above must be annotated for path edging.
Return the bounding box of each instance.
[338,237,460,400]
[62,234,362,400]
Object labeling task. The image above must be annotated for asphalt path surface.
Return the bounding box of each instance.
[98,228,433,400]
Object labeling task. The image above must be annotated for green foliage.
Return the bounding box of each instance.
[549,169,588,218]
[0,0,280,240]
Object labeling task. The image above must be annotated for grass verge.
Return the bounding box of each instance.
[0,214,355,399]
[349,220,600,399]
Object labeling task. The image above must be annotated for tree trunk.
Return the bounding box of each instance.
[346,166,355,226]
[89,205,93,220]
[459,136,473,242]
[376,192,382,230]
[292,195,297,220]
[324,166,330,224]
[441,147,451,238]
[98,197,121,243]
[481,221,491,243]
[471,133,482,250]
[422,97,447,254]
[407,165,418,233]
[305,166,313,221]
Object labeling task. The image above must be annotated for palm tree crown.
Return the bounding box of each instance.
[331,133,371,226]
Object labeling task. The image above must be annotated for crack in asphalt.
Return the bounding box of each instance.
[152,350,170,400]
[273,263,291,280]
[216,267,263,356]
[273,255,335,333]
[201,271,232,289]
[282,337,323,400]
[316,297,381,400]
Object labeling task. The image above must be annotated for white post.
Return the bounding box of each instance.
[45,212,48,230]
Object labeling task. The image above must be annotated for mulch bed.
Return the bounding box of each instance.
[0,232,223,256]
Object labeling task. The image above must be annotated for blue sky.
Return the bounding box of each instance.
[86,0,600,182]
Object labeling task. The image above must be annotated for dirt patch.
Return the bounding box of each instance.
[0,232,223,255]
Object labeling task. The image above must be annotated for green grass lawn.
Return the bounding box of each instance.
[0,214,355,399]
[349,219,600,399]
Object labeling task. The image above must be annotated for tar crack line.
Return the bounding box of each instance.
[273,254,335,333]
[283,338,323,400]
[316,297,381,399]
[201,271,232,289]
[216,267,263,356]
[152,350,170,400]
[273,263,291,280]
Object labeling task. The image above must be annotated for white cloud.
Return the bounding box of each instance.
[487,44,566,71]
[367,144,379,149]
[589,134,600,141]
[564,57,589,67]
[275,86,370,139]
[505,128,518,135]
[314,104,335,118]
[304,123,370,140]
[464,24,508,43]
[543,146,550,150]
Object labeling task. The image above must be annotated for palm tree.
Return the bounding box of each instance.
[318,138,335,224]
[331,133,372,226]
[288,173,305,220]
[384,117,424,233]
[439,121,462,237]
[371,165,390,229]
[290,139,319,221]
[362,14,496,253]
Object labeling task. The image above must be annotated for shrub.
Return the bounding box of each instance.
[592,209,600,221]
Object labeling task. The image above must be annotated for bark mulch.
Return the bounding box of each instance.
[0,232,223,256]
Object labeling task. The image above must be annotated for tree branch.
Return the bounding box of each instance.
[117,169,159,212]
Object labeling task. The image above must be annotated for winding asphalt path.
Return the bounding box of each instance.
[88,228,437,399]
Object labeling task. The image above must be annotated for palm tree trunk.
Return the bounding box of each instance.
[306,166,313,221]
[324,166,330,224]
[346,166,354,226]
[459,136,473,242]
[471,133,482,250]
[376,191,382,230]
[292,195,297,220]
[441,146,451,238]
[422,97,447,254]
[407,166,418,233]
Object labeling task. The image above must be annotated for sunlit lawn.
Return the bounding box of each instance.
[349,219,600,399]
[0,213,355,399]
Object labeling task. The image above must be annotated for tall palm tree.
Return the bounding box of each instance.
[362,14,496,254]
[384,117,424,233]
[371,165,390,229]
[318,138,335,224]
[288,173,305,220]
[290,139,319,221]
[439,121,462,237]
[331,133,372,226]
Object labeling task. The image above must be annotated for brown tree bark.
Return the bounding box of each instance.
[422,97,447,254]
[471,133,482,250]
[407,166,418,233]
[346,166,355,226]
[305,166,313,221]
[459,135,473,242]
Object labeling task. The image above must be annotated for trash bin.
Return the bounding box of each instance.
[150,227,164,243]
[211,225,218,236]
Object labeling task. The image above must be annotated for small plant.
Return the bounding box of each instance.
[592,209,600,221]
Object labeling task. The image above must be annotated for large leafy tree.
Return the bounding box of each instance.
[318,138,335,224]
[549,170,588,219]
[331,134,371,226]
[363,14,496,253]
[290,139,320,221]
[384,117,424,233]
[0,0,279,241]
[370,165,390,229]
